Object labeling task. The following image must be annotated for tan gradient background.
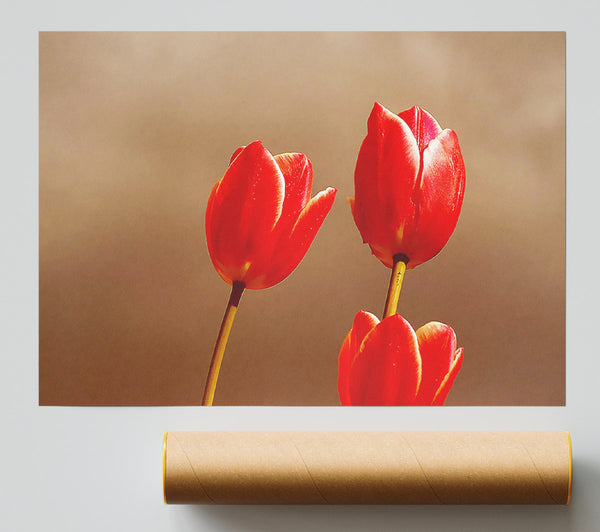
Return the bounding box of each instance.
[39,32,565,406]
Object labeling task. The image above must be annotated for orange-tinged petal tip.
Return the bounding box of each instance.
[432,347,463,406]
[229,146,245,165]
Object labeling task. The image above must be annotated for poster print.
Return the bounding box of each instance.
[39,32,565,405]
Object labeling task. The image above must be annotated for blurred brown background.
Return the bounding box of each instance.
[39,32,565,405]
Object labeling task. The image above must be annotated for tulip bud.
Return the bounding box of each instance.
[350,103,465,269]
[205,141,337,290]
[338,311,463,406]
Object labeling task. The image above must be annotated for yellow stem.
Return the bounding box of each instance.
[202,281,245,406]
[383,254,408,319]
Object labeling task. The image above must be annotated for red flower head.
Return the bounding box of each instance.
[350,103,466,269]
[338,311,463,406]
[205,141,337,290]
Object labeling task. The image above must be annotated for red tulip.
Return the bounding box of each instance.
[205,141,337,290]
[338,311,463,406]
[350,102,465,269]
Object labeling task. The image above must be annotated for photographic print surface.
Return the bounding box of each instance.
[39,32,565,405]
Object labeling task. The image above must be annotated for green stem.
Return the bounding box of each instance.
[383,254,408,319]
[202,281,245,406]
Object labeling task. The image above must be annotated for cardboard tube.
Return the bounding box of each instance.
[163,431,572,505]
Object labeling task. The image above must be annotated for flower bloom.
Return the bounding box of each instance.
[338,311,463,405]
[350,102,466,269]
[206,141,337,290]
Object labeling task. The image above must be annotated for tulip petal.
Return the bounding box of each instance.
[274,153,313,229]
[337,333,353,406]
[239,154,313,287]
[249,187,336,289]
[353,103,420,267]
[349,314,421,405]
[205,179,226,281]
[229,146,244,165]
[432,348,463,406]
[414,322,457,405]
[407,129,465,267]
[397,106,443,153]
[349,310,380,352]
[338,311,379,406]
[206,141,285,281]
[421,130,465,215]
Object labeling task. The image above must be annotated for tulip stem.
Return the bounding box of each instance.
[383,254,408,319]
[202,280,245,406]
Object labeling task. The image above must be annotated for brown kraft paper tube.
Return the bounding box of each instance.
[163,431,572,505]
